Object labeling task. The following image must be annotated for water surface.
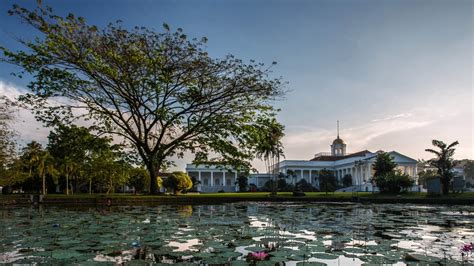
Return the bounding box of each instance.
[1,202,473,265]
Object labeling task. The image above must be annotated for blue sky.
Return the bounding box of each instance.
[0,0,472,171]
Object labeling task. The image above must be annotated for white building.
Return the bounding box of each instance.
[277,130,418,191]
[186,128,419,193]
[185,164,240,193]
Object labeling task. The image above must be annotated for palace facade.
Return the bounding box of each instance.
[186,131,419,192]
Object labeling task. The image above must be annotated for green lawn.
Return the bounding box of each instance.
[2,191,473,199]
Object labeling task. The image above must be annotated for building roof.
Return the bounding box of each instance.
[310,150,372,161]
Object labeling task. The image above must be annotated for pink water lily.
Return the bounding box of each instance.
[461,243,473,253]
[250,251,269,261]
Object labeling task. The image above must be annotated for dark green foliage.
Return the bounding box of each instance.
[425,140,459,194]
[162,171,192,194]
[374,171,413,193]
[463,160,474,181]
[2,6,285,194]
[190,176,200,192]
[237,175,249,192]
[277,176,293,192]
[417,169,437,188]
[318,169,337,193]
[373,152,397,177]
[127,167,150,193]
[296,179,316,192]
[342,174,352,187]
[373,152,414,193]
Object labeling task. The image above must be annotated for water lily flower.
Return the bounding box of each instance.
[250,251,269,261]
[461,243,473,253]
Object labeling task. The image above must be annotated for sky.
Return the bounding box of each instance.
[0,0,472,172]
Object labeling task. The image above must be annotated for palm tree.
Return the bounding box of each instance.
[37,151,58,195]
[255,119,284,196]
[425,139,459,195]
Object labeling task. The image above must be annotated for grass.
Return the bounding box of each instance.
[2,191,474,200]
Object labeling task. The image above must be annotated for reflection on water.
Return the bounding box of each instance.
[0,202,473,265]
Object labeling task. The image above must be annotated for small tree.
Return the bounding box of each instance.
[417,169,437,188]
[373,152,397,177]
[342,174,352,187]
[236,175,248,192]
[127,167,150,194]
[463,160,474,183]
[296,179,314,192]
[162,171,192,194]
[373,152,414,193]
[375,171,413,193]
[318,169,337,194]
[190,176,201,192]
[425,140,459,194]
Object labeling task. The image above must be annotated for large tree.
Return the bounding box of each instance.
[373,152,397,177]
[425,139,459,195]
[1,6,285,193]
[47,124,117,194]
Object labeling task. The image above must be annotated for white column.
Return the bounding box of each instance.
[198,171,202,190]
[234,171,238,191]
[309,170,312,184]
[223,171,226,186]
[211,171,214,186]
[368,165,372,180]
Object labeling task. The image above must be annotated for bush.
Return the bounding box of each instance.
[374,171,413,193]
[342,174,352,187]
[296,179,316,192]
[162,171,192,194]
[237,175,248,192]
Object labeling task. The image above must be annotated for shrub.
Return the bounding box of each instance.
[296,179,316,192]
[374,171,413,193]
[162,171,192,194]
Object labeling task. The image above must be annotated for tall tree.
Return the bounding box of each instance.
[1,6,285,194]
[37,150,58,194]
[318,169,337,194]
[425,139,459,195]
[255,118,285,195]
[47,124,114,194]
[20,141,44,192]
[373,152,397,177]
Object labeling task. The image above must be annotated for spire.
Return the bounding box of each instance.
[337,120,339,138]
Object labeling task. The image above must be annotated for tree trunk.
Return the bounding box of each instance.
[147,161,159,194]
[89,179,92,194]
[42,173,46,195]
[66,170,69,195]
[442,177,449,195]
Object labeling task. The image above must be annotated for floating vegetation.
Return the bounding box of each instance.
[0,203,473,265]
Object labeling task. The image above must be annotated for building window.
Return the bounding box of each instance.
[203,178,209,186]
[215,178,220,186]
[226,178,231,186]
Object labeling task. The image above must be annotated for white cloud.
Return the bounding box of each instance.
[280,110,436,163]
[0,80,51,147]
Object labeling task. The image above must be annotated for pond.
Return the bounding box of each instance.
[0,202,473,265]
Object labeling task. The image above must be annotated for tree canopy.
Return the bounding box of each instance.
[425,139,459,194]
[373,152,397,177]
[373,152,412,193]
[1,5,285,193]
[162,171,192,194]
